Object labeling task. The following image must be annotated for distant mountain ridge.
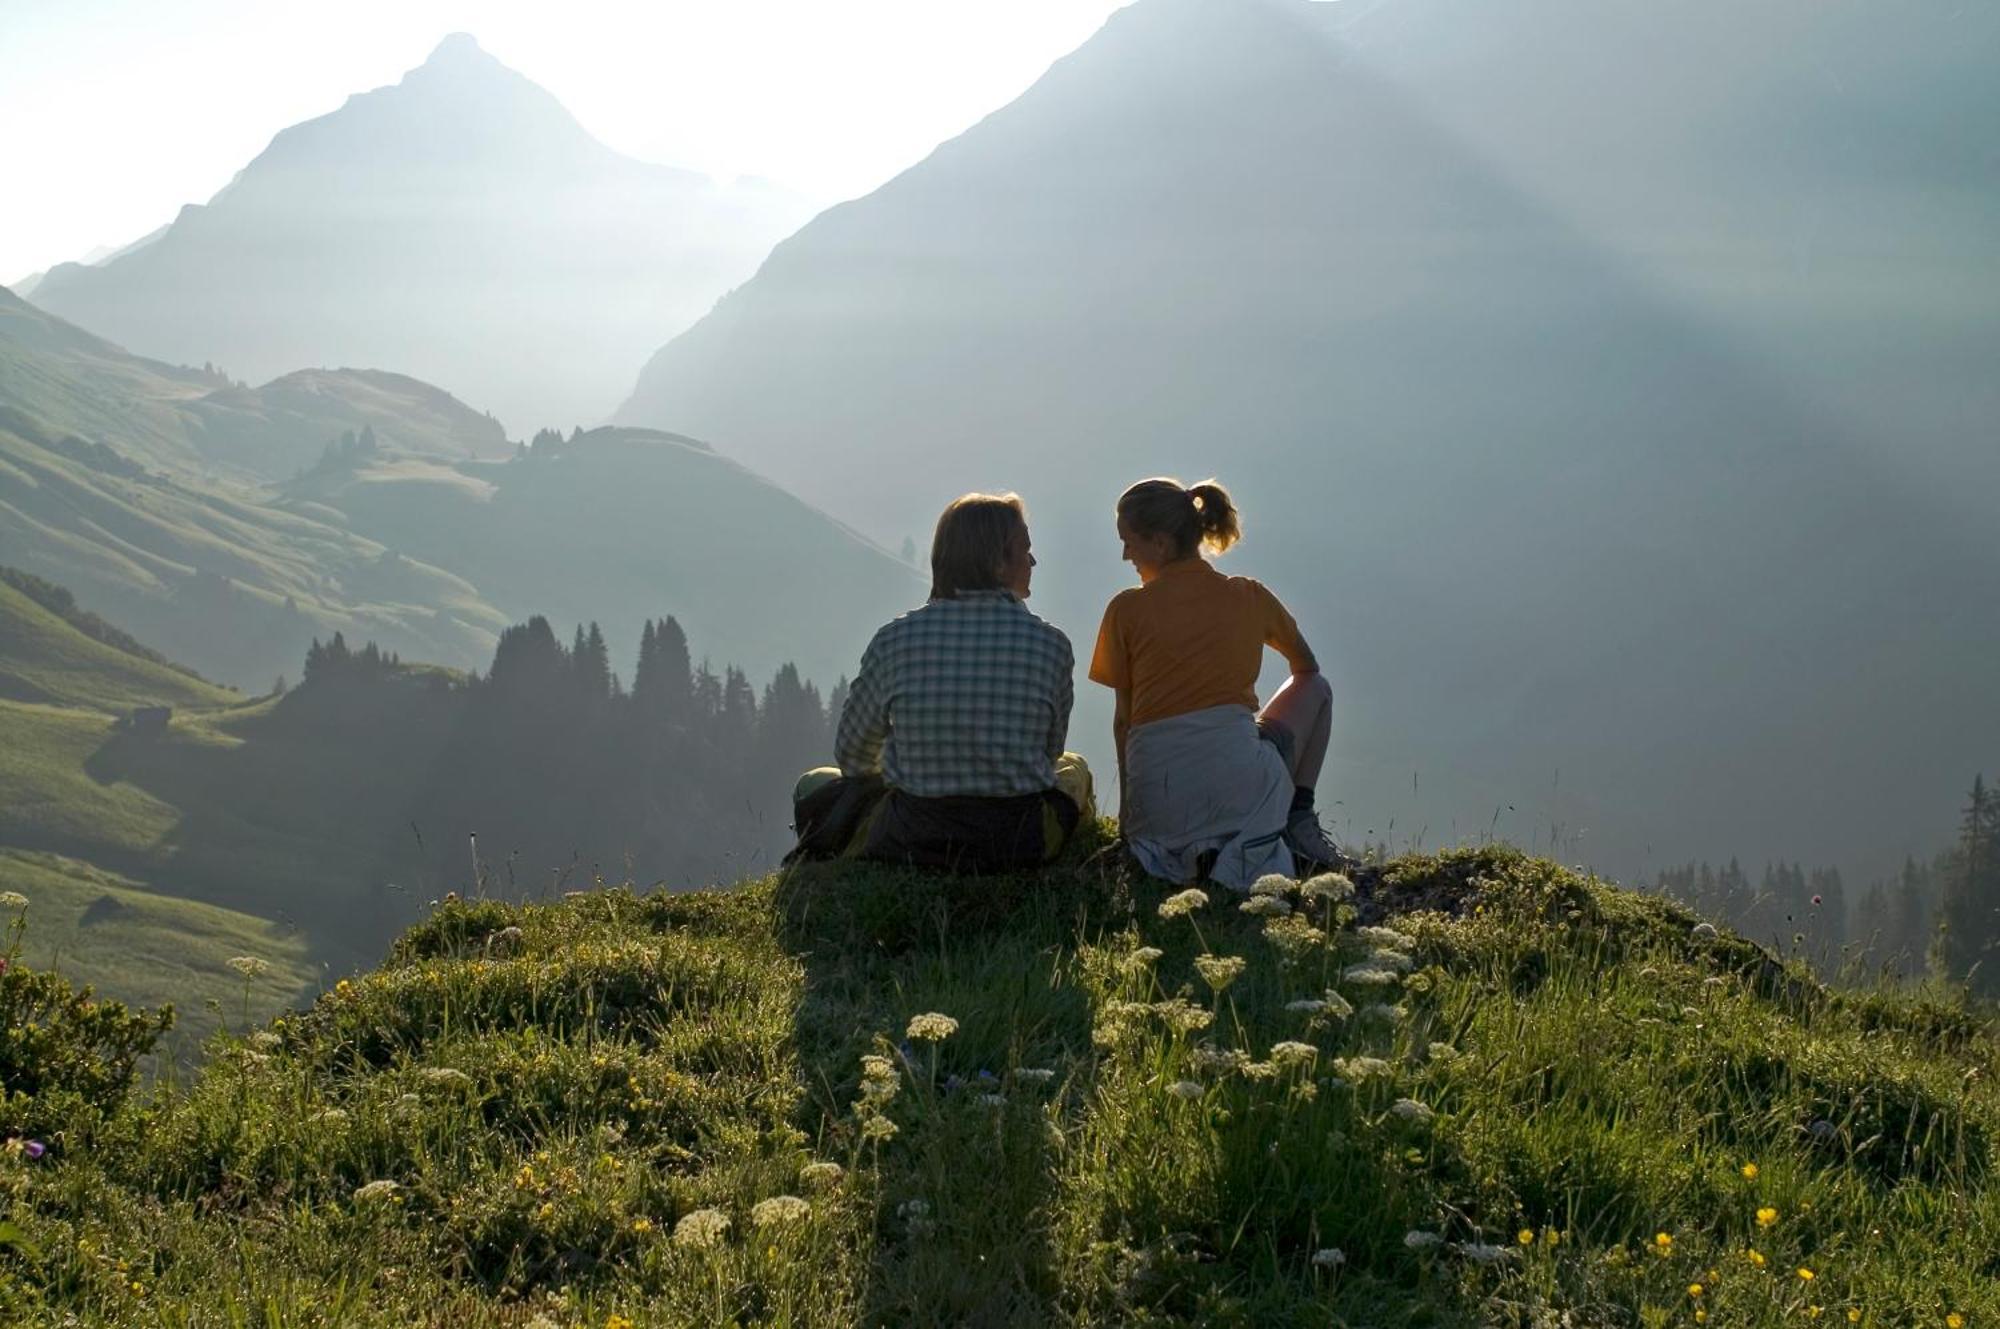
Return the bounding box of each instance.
[1,286,919,693]
[615,0,2000,885]
[29,34,816,432]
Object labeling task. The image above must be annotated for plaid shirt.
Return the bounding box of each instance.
[836,590,1074,798]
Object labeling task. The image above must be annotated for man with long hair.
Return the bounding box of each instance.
[791,493,1093,869]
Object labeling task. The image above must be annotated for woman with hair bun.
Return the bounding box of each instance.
[1088,477,1340,887]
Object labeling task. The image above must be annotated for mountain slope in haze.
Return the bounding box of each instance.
[1,284,506,481]
[0,394,510,689]
[30,34,815,433]
[0,566,237,711]
[1,288,915,692]
[282,426,925,688]
[616,0,2000,887]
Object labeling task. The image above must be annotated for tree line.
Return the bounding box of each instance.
[286,616,844,955]
[1655,775,2000,995]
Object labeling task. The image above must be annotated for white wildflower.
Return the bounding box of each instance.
[1240,895,1291,917]
[1333,1055,1392,1080]
[309,1108,349,1127]
[1341,965,1401,987]
[1286,998,1330,1015]
[1357,925,1415,949]
[227,955,271,979]
[1125,946,1164,967]
[800,1161,845,1190]
[247,1030,283,1051]
[1190,1043,1249,1075]
[0,892,27,910]
[1361,1002,1407,1026]
[751,1195,811,1227]
[1366,948,1414,973]
[1165,1080,1205,1101]
[906,1012,959,1042]
[1193,954,1247,994]
[673,1208,732,1248]
[1404,1230,1444,1251]
[899,1198,937,1238]
[860,1115,899,1142]
[1013,1067,1056,1086]
[1158,888,1210,919]
[1270,1041,1319,1068]
[1691,922,1719,940]
[1238,1060,1278,1081]
[419,1067,473,1089]
[1320,990,1355,1019]
[1150,998,1214,1033]
[1311,1248,1347,1269]
[1301,873,1355,902]
[1249,874,1295,898]
[1426,1042,1458,1061]
[977,1093,1008,1108]
[353,1179,401,1202]
[1390,1097,1435,1125]
[1456,1241,1516,1265]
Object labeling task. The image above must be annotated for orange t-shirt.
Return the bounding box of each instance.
[1088,558,1311,728]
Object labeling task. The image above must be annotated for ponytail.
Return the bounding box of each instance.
[1118,476,1242,559]
[1187,481,1240,554]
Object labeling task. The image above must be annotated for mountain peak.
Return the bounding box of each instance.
[420,32,494,72]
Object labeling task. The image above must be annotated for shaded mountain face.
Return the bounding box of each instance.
[616,0,2000,883]
[30,34,815,434]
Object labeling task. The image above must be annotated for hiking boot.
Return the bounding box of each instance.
[1284,810,1345,873]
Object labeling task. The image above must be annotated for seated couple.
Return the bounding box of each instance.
[791,479,1342,887]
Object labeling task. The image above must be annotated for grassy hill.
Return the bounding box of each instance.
[2,843,1992,1324]
[0,403,510,688]
[0,569,236,711]
[0,849,315,1056]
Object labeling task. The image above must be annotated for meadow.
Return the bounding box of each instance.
[0,838,1992,1326]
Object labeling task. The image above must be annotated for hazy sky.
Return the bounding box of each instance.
[0,0,1133,283]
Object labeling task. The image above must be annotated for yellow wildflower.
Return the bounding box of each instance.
[1654,1231,1673,1252]
[1518,1229,1535,1246]
[631,1218,654,1234]
[1798,1267,1815,1282]
[1746,1248,1767,1268]
[1696,1312,1708,1324]
[1757,1206,1779,1227]
[606,1316,635,1329]
[1741,1162,1759,1180]
[1689,1283,1704,1298]
[1847,1312,1861,1324]
[1946,1317,1963,1329]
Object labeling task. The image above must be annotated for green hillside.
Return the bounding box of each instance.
[0,404,509,688]
[2,845,1991,1324]
[0,849,314,1055]
[0,700,181,858]
[0,570,236,711]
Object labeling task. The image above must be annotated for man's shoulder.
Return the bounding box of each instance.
[1015,604,1074,657]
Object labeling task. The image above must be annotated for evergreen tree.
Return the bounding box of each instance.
[633,617,692,723]
[575,623,612,704]
[486,617,566,699]
[692,662,723,725]
[1940,774,2000,993]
